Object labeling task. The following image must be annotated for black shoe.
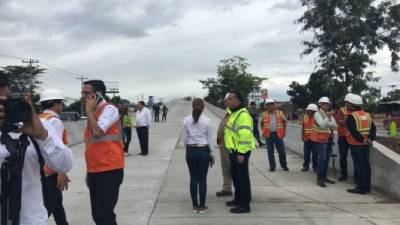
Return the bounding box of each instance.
[230,207,250,214]
[324,178,336,184]
[259,143,266,147]
[347,188,367,195]
[316,179,326,188]
[226,200,240,207]
[312,167,317,173]
[282,167,289,171]
[269,168,275,172]
[216,191,232,197]
[338,176,347,181]
[301,167,309,172]
[138,153,144,155]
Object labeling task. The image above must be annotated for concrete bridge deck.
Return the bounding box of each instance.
[51,100,400,225]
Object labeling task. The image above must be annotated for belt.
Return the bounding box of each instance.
[187,144,208,147]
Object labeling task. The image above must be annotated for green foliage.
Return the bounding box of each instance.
[2,65,45,94]
[289,0,400,109]
[200,56,266,107]
[382,89,400,102]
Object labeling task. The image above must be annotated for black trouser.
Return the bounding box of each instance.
[303,140,317,169]
[88,169,124,225]
[162,113,167,122]
[253,125,263,145]
[338,136,350,178]
[229,151,251,209]
[186,146,210,207]
[350,145,371,192]
[136,126,149,155]
[154,112,160,122]
[123,127,132,153]
[44,174,69,225]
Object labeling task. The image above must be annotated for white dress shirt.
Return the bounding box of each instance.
[96,101,120,133]
[0,122,73,225]
[314,110,337,130]
[135,107,152,127]
[180,114,214,153]
[41,110,65,139]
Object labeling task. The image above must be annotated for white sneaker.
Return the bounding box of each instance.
[197,206,208,214]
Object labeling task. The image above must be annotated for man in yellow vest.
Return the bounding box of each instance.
[312,97,337,188]
[82,80,124,225]
[301,103,318,172]
[345,94,376,194]
[224,91,255,214]
[261,99,289,172]
[39,89,70,225]
[335,93,354,181]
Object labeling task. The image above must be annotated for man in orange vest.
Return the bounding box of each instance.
[39,89,70,225]
[261,99,289,172]
[335,93,354,181]
[82,80,124,225]
[301,104,318,172]
[312,97,337,188]
[345,94,376,195]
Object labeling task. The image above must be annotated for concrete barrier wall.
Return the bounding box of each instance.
[205,101,400,200]
[64,120,86,147]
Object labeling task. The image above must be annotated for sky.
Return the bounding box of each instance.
[0,0,399,103]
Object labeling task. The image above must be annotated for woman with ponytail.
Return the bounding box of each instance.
[180,98,214,214]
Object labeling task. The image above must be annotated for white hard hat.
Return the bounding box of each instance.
[224,93,230,100]
[40,89,65,102]
[344,93,354,102]
[318,97,331,105]
[347,94,363,105]
[306,103,318,112]
[265,98,275,104]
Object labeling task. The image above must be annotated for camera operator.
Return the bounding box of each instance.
[0,73,73,225]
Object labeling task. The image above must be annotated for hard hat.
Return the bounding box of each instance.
[306,103,318,112]
[347,94,363,105]
[318,97,331,105]
[224,93,230,100]
[40,88,65,102]
[265,98,275,104]
[344,93,354,102]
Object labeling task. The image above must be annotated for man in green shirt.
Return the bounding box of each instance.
[122,107,134,155]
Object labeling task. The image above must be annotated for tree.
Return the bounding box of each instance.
[2,65,45,94]
[200,56,266,107]
[291,0,400,108]
[382,89,400,101]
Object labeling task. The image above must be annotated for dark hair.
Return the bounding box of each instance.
[0,71,9,88]
[83,80,106,96]
[41,100,63,110]
[192,98,204,124]
[250,101,256,106]
[229,91,243,103]
[138,101,145,106]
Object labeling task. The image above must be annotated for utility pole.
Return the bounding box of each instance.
[21,58,39,93]
[388,84,397,93]
[76,75,88,117]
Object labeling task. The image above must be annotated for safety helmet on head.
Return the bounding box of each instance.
[318,97,331,105]
[40,88,65,102]
[306,103,318,112]
[265,98,275,105]
[344,93,354,102]
[347,94,363,106]
[224,93,230,100]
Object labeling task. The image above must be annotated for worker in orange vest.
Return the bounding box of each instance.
[312,97,337,188]
[82,80,124,225]
[335,93,354,181]
[345,94,376,194]
[301,104,318,172]
[39,89,70,225]
[261,99,289,172]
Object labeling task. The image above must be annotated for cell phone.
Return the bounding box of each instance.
[95,92,104,103]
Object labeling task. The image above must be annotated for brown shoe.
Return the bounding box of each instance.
[216,190,232,197]
[197,206,208,214]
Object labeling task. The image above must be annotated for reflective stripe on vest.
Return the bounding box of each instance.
[337,107,350,136]
[310,110,330,143]
[262,110,285,139]
[346,111,372,146]
[302,114,314,141]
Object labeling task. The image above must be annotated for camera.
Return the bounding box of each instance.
[0,94,32,133]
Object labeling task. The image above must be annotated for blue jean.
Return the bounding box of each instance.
[314,142,328,180]
[350,145,371,192]
[324,138,334,178]
[186,146,210,207]
[303,141,317,169]
[266,132,287,169]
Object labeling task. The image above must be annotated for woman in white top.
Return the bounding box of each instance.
[181,98,214,214]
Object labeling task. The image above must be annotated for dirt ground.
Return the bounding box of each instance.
[376,136,400,154]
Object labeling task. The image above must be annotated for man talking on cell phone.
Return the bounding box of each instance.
[81,80,124,225]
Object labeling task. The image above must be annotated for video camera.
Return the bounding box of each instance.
[0,94,32,133]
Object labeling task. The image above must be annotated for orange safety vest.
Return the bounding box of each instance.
[40,112,69,176]
[302,114,314,142]
[262,110,285,138]
[346,111,372,146]
[337,107,350,136]
[310,110,331,143]
[84,103,124,173]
